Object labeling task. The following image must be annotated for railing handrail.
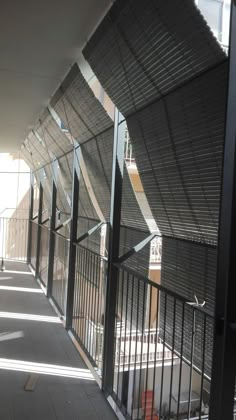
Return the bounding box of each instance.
[75,242,107,261]
[114,262,214,319]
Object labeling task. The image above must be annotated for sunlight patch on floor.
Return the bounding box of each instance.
[0,358,95,380]
[0,312,61,323]
[3,270,32,275]
[0,285,43,293]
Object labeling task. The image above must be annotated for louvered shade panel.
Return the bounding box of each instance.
[51,64,112,144]
[42,165,53,214]
[83,0,227,243]
[58,152,73,185]
[127,63,227,243]
[51,65,113,221]
[56,178,71,218]
[27,132,51,166]
[77,217,101,255]
[83,0,225,117]
[77,172,101,253]
[42,188,50,221]
[21,144,40,170]
[119,167,150,330]
[32,167,51,221]
[160,236,216,376]
[119,227,150,273]
[43,164,70,222]
[119,164,150,272]
[51,63,150,240]
[81,130,113,221]
[83,0,227,379]
[121,164,148,229]
[57,152,73,203]
[162,237,216,313]
[50,62,151,326]
[78,172,99,221]
[36,109,73,158]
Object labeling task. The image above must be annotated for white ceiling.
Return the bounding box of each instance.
[0,0,112,152]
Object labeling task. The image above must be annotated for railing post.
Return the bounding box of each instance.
[27,171,34,265]
[65,146,81,330]
[209,2,236,419]
[35,180,43,277]
[46,160,58,298]
[102,109,125,393]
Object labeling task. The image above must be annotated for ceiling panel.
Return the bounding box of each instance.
[0,0,112,151]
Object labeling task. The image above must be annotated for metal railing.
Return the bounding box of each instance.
[28,219,216,420]
[114,328,174,367]
[51,232,69,315]
[30,220,38,270]
[71,244,107,375]
[27,210,233,420]
[111,263,214,420]
[38,224,50,286]
[0,217,29,264]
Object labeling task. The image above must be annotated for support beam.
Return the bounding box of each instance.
[46,160,58,298]
[27,171,34,265]
[102,109,125,393]
[35,182,43,277]
[65,146,81,330]
[209,3,236,419]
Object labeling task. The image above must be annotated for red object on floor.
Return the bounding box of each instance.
[141,390,159,420]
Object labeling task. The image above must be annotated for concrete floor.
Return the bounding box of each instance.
[0,261,117,420]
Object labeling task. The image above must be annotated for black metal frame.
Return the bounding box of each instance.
[210,2,236,419]
[102,109,126,393]
[65,146,81,329]
[35,181,43,277]
[46,160,58,298]
[27,171,34,264]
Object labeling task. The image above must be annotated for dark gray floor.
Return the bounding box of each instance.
[0,261,117,420]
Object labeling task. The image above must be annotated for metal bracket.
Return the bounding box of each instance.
[41,217,50,225]
[76,222,104,244]
[118,233,157,264]
[55,218,71,232]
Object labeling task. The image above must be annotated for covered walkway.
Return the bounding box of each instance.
[0,261,116,420]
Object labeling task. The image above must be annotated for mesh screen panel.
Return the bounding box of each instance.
[127,63,227,242]
[83,0,227,243]
[160,236,216,376]
[27,132,51,166]
[21,144,39,170]
[83,0,228,374]
[51,64,112,143]
[36,109,73,158]
[83,0,225,116]
[51,65,150,263]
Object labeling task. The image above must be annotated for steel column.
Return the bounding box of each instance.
[27,171,34,264]
[46,160,58,298]
[209,2,236,419]
[65,146,81,330]
[102,109,125,393]
[35,182,43,277]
